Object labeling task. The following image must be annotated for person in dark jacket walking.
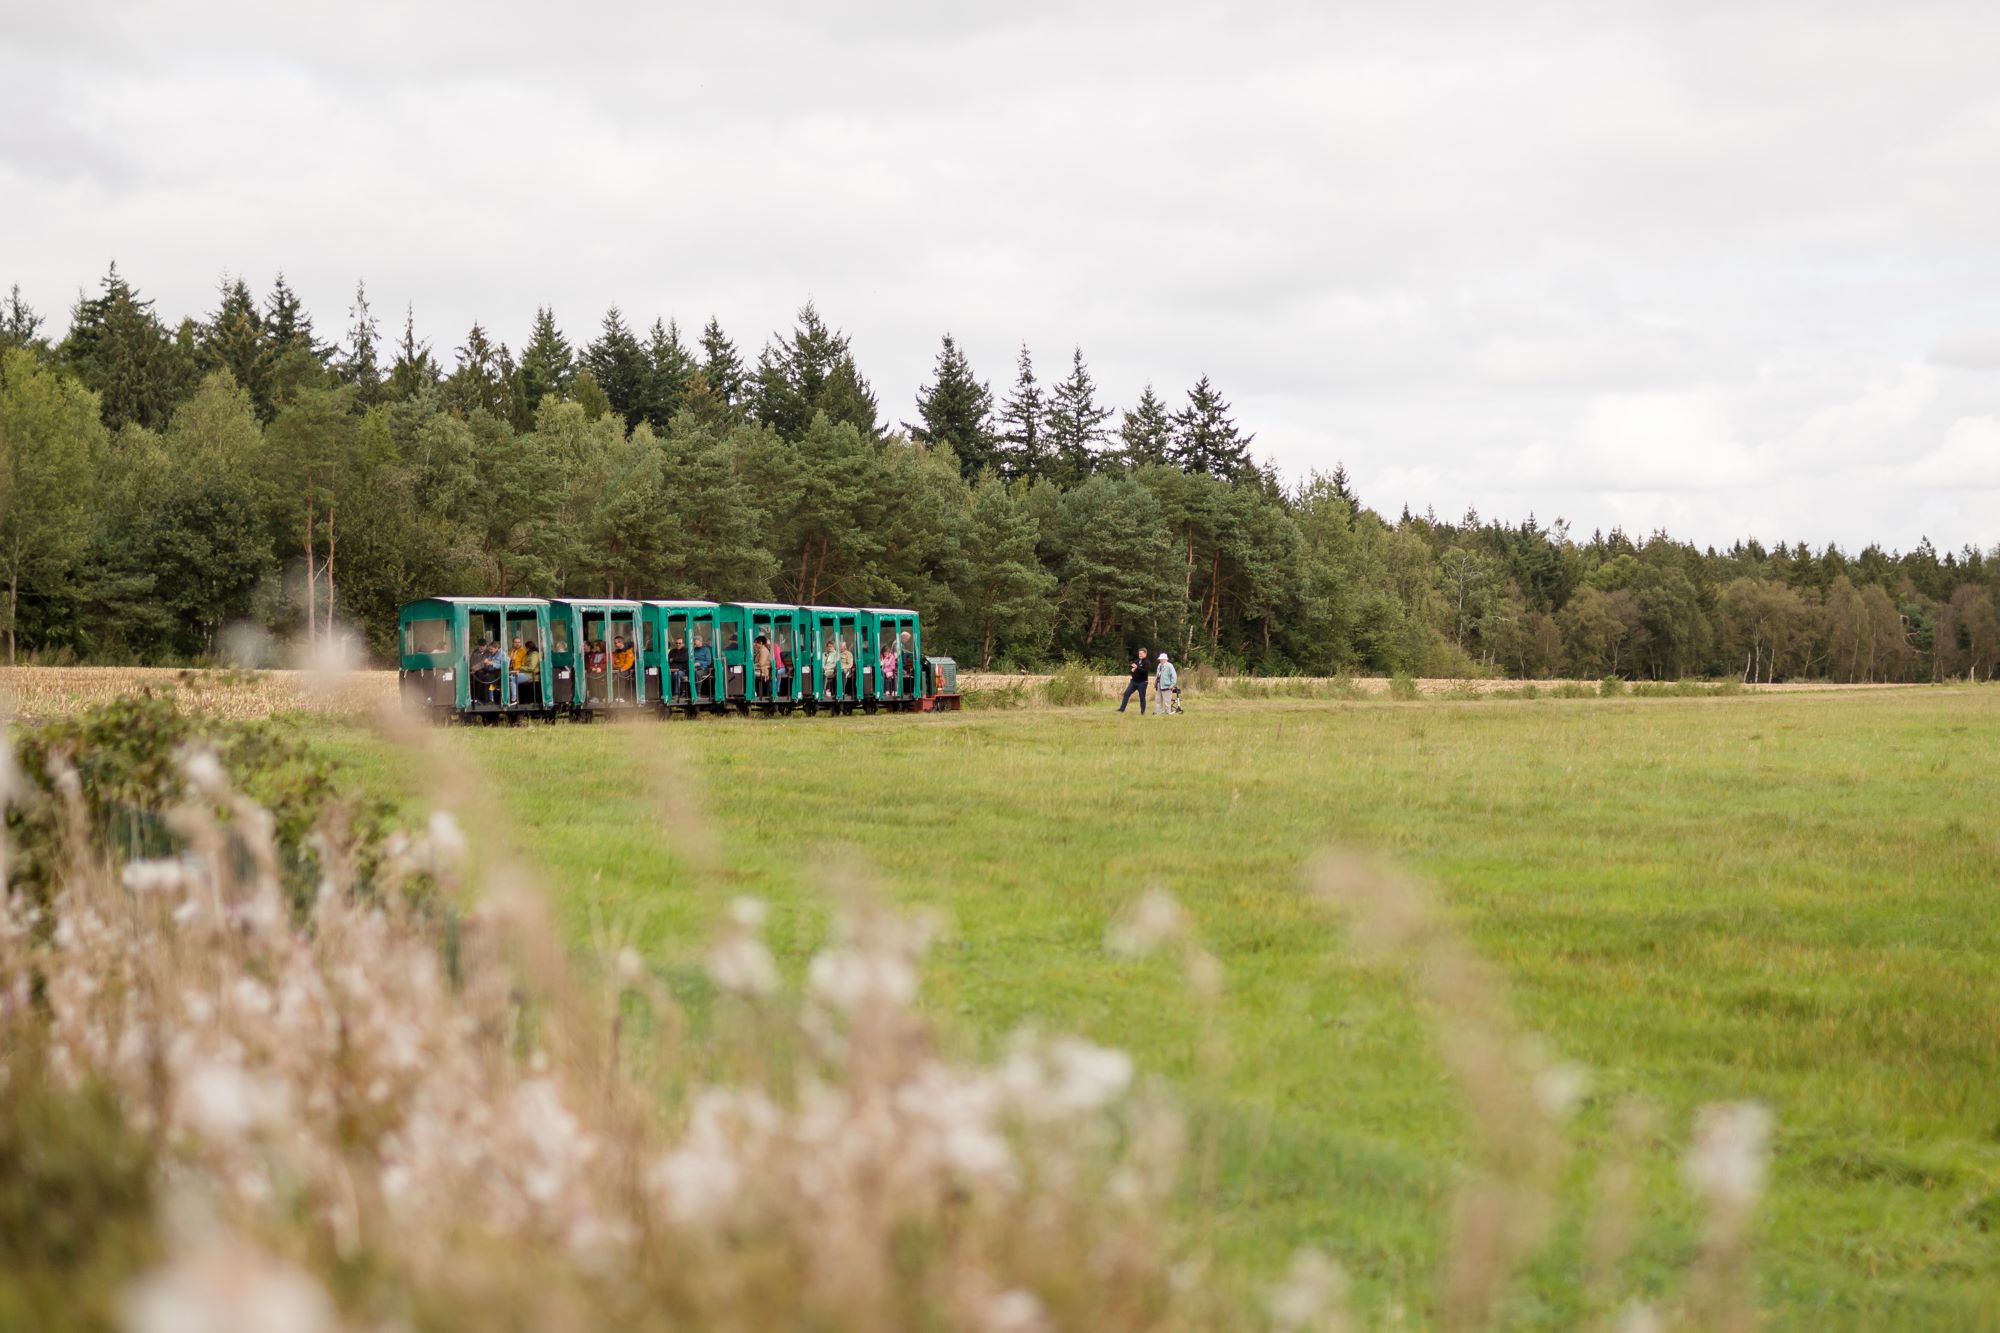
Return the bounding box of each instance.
[1118,647,1152,713]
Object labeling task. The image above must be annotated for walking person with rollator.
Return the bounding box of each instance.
[1118,647,1152,714]
[1154,652,1178,714]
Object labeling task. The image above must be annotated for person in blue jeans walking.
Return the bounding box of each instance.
[1118,647,1152,713]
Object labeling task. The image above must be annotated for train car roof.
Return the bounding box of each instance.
[861,607,918,616]
[405,596,550,609]
[800,604,861,614]
[722,601,804,611]
[641,598,720,609]
[550,596,645,607]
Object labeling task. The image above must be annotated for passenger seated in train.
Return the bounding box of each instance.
[514,639,542,705]
[821,635,841,697]
[899,630,916,689]
[668,634,689,698]
[612,636,637,701]
[879,642,898,687]
[838,635,857,695]
[691,632,715,692]
[584,638,606,701]
[472,637,504,703]
[773,634,791,694]
[753,633,772,695]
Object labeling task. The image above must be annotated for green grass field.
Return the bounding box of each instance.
[312,687,2000,1329]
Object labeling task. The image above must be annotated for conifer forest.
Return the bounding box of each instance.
[2,266,1995,681]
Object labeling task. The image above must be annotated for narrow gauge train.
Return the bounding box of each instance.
[396,597,962,722]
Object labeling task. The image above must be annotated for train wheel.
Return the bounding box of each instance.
[863,698,879,716]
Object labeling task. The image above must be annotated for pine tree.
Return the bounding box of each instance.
[519,307,575,414]
[910,334,997,477]
[995,346,1045,483]
[698,317,747,411]
[961,474,1056,667]
[584,307,650,429]
[1042,347,1114,488]
[1119,385,1172,468]
[643,317,694,430]
[1,285,43,353]
[60,264,192,431]
[338,280,383,405]
[387,304,441,402]
[1169,375,1253,478]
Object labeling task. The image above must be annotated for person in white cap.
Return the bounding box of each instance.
[1154,652,1179,714]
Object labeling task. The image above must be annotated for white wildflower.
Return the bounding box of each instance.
[1044,1037,1133,1116]
[808,948,916,1012]
[425,810,466,869]
[1616,1301,1664,1333]
[122,859,189,895]
[615,947,645,987]
[180,1062,290,1142]
[1266,1248,1350,1332]
[984,1288,1050,1333]
[124,1241,337,1333]
[729,896,768,929]
[180,747,228,799]
[1105,887,1187,958]
[1533,1060,1592,1120]
[1683,1101,1773,1211]
[650,1146,743,1226]
[708,933,779,998]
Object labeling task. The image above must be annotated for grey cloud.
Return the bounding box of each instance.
[5,0,1998,550]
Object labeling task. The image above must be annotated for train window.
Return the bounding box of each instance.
[550,620,570,653]
[404,619,449,655]
[642,620,655,651]
[719,623,740,652]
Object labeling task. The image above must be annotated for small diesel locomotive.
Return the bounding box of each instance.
[396,597,961,722]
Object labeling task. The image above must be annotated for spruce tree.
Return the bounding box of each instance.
[912,333,997,477]
[1042,346,1114,487]
[60,264,192,431]
[198,276,272,417]
[1119,384,1172,468]
[584,306,650,430]
[519,306,575,413]
[1,285,43,353]
[750,302,878,441]
[1169,375,1253,478]
[444,323,513,419]
[338,280,383,405]
[698,317,747,411]
[643,317,694,430]
[387,304,441,401]
[995,345,1045,483]
[263,273,326,362]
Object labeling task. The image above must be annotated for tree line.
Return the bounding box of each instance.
[1,266,1996,682]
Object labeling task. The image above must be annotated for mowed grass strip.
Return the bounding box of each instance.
[311,688,2000,1329]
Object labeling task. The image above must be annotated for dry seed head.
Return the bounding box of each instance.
[1684,1101,1773,1213]
[1106,887,1188,958]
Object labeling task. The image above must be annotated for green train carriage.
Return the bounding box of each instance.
[397,596,959,721]
[397,597,554,719]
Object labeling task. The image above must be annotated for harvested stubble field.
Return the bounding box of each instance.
[283,678,2000,1330]
[0,664,395,720]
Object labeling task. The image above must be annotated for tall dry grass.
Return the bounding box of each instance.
[0,691,1773,1331]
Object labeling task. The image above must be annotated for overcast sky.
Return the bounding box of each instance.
[6,0,1997,551]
